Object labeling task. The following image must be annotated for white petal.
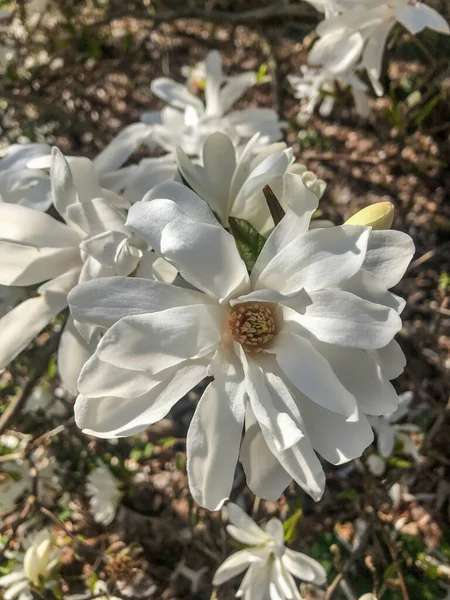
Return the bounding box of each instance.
[219,72,257,114]
[68,276,211,329]
[363,22,395,94]
[374,418,396,457]
[362,230,415,289]
[396,3,450,34]
[201,132,237,223]
[0,242,80,286]
[127,183,219,251]
[296,391,374,465]
[65,197,126,237]
[226,502,268,544]
[240,407,292,501]
[316,343,399,415]
[340,269,405,313]
[0,202,82,248]
[255,225,370,294]
[267,330,358,420]
[75,361,208,437]
[187,376,246,510]
[3,579,30,600]
[78,352,160,399]
[371,339,406,380]
[230,288,311,315]
[58,316,93,394]
[50,147,77,221]
[93,123,152,172]
[151,77,205,112]
[0,284,69,368]
[205,50,223,116]
[0,572,28,587]
[309,31,364,74]
[160,219,249,301]
[213,550,254,586]
[240,351,305,451]
[295,289,402,349]
[262,519,284,545]
[283,548,327,585]
[96,304,223,373]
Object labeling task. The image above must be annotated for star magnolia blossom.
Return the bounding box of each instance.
[213,503,326,599]
[86,466,123,525]
[69,179,414,510]
[288,65,370,123]
[0,530,62,600]
[140,50,283,155]
[0,148,161,393]
[175,131,310,233]
[308,0,450,95]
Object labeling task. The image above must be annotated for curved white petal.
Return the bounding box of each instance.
[283,548,327,585]
[255,225,370,294]
[68,276,211,329]
[262,519,284,545]
[75,360,208,437]
[213,550,254,586]
[96,304,223,373]
[396,3,450,35]
[296,391,374,465]
[226,502,268,544]
[151,77,205,113]
[187,376,246,510]
[57,316,93,394]
[371,339,406,380]
[205,50,223,117]
[93,123,153,173]
[267,331,358,420]
[295,289,402,349]
[362,230,415,289]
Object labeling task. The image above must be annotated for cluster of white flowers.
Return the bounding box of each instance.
[293,0,450,121]
[0,49,416,520]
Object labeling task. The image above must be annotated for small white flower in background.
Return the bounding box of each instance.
[140,50,283,156]
[69,181,414,510]
[367,391,422,476]
[288,65,370,123]
[86,466,123,525]
[0,529,62,600]
[308,0,450,96]
[213,502,326,599]
[23,384,66,416]
[359,595,377,600]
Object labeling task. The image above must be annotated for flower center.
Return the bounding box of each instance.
[228,302,276,353]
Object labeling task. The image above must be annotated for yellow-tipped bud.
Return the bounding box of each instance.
[345,202,394,230]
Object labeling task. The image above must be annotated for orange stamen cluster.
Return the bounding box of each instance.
[228,302,276,353]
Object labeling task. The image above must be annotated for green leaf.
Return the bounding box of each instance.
[228,217,266,271]
[256,63,268,83]
[283,508,303,543]
[387,456,412,469]
[414,94,440,126]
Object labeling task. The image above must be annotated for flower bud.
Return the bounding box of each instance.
[345,202,394,230]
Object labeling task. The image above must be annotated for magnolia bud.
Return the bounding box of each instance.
[345,202,394,230]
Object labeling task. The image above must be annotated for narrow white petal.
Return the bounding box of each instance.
[283,548,327,585]
[255,225,370,294]
[213,550,253,586]
[160,220,250,301]
[371,339,406,380]
[226,502,269,544]
[57,316,93,394]
[262,519,284,545]
[296,391,374,465]
[187,377,245,510]
[68,276,212,329]
[205,50,223,116]
[396,3,449,35]
[93,123,153,172]
[151,77,205,112]
[268,330,358,420]
[75,361,208,437]
[362,230,415,289]
[96,304,223,373]
[294,289,402,349]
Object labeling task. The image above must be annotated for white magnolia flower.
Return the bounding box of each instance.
[175,131,305,233]
[359,595,377,600]
[289,65,370,123]
[69,179,413,509]
[0,529,62,600]
[86,466,122,525]
[308,0,450,95]
[0,147,159,393]
[367,391,421,475]
[213,502,326,599]
[140,50,283,155]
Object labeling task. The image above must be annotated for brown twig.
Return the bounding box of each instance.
[0,322,66,435]
[39,506,106,561]
[407,241,450,272]
[382,529,410,600]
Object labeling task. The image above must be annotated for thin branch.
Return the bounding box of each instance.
[382,530,410,600]
[0,319,66,435]
[407,241,450,272]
